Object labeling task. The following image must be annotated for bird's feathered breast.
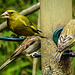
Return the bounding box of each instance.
[7,11,42,36]
[58,24,75,51]
[7,14,37,35]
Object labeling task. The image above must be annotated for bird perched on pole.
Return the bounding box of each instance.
[53,20,75,62]
[1,10,47,38]
[0,36,41,70]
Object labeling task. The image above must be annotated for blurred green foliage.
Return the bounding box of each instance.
[0,0,41,75]
[0,0,75,75]
[73,0,75,74]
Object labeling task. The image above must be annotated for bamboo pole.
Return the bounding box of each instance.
[32,2,40,74]
[32,58,38,75]
[40,0,73,75]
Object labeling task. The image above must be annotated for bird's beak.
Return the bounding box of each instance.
[1,12,9,18]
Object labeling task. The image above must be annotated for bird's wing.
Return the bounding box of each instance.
[58,24,75,51]
[19,16,40,34]
[58,34,74,51]
[10,37,37,59]
[10,43,25,59]
[19,15,36,29]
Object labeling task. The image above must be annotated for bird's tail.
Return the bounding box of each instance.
[53,51,64,62]
[0,57,17,71]
[37,34,48,39]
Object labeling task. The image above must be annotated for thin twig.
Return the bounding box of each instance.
[32,58,38,75]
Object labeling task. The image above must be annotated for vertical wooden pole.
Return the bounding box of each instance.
[32,58,38,75]
[32,1,40,74]
[40,0,73,75]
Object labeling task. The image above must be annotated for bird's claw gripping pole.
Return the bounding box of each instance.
[32,49,75,58]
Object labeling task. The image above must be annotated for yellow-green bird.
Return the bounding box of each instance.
[1,10,47,38]
[53,20,75,62]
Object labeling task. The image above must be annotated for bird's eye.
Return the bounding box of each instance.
[10,12,13,14]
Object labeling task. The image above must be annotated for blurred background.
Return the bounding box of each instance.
[0,0,75,75]
[0,0,41,75]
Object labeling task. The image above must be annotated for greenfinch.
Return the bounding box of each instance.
[0,36,41,70]
[1,10,47,38]
[53,20,75,62]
